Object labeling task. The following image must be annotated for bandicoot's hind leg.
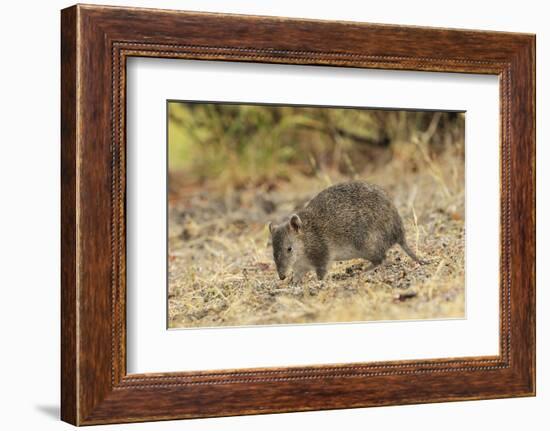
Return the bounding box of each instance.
[399,240,428,264]
[363,250,386,272]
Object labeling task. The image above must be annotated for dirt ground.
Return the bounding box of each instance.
[167,153,465,329]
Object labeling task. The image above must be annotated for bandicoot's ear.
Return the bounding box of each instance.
[268,221,274,234]
[289,214,302,232]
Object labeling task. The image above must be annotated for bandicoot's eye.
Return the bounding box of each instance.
[287,247,292,252]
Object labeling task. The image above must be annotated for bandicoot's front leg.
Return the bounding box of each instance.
[291,259,312,284]
[364,260,382,272]
[315,264,328,281]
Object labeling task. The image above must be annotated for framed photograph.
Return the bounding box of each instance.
[61,4,535,425]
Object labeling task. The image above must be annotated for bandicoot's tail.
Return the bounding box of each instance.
[399,240,428,265]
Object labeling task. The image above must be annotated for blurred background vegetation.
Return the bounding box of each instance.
[168,102,464,189]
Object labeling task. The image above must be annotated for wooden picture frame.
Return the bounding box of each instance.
[61,4,535,425]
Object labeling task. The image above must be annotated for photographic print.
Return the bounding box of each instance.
[167,101,465,329]
[61,7,535,423]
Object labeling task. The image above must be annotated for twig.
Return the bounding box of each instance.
[411,205,420,254]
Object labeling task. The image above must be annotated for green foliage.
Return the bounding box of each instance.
[168,102,464,185]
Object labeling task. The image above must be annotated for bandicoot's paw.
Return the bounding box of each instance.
[290,275,304,285]
[315,267,327,281]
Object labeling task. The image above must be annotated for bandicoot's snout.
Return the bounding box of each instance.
[269,217,301,283]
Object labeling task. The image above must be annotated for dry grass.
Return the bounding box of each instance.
[168,151,464,329]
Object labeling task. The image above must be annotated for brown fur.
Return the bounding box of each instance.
[269,181,425,282]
